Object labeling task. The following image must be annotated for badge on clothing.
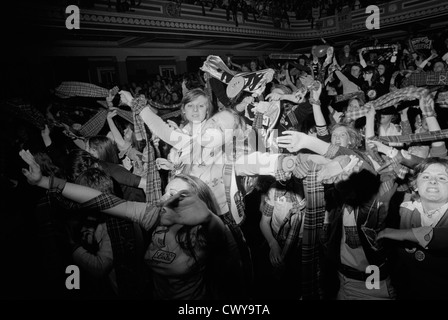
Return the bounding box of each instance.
[152,249,176,264]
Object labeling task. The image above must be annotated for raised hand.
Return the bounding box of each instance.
[160,190,211,226]
[367,139,390,155]
[19,150,43,185]
[107,109,118,120]
[252,101,271,114]
[299,74,316,90]
[311,81,322,100]
[166,120,180,131]
[277,130,309,153]
[118,90,134,107]
[155,158,175,171]
[265,92,282,102]
[41,124,50,137]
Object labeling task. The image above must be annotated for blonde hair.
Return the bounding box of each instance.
[180,88,213,125]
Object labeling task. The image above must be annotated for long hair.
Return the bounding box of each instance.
[180,88,213,125]
[220,108,248,161]
[167,174,221,265]
[113,117,143,152]
[329,122,362,149]
[363,65,381,87]
[75,167,114,195]
[86,136,120,164]
[33,152,65,179]
[65,149,99,182]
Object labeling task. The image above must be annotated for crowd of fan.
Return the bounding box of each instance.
[2,27,448,300]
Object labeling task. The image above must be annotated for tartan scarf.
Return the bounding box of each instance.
[279,194,306,262]
[53,82,122,137]
[3,98,47,130]
[358,44,399,63]
[301,161,325,300]
[401,71,448,87]
[344,86,435,121]
[54,82,119,99]
[372,129,448,145]
[130,95,162,205]
[78,108,133,138]
[147,99,182,110]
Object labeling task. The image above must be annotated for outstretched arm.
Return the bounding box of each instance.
[119,90,191,150]
[19,149,148,218]
[277,131,331,155]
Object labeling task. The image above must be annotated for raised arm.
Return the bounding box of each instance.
[358,48,368,68]
[19,149,148,218]
[309,81,326,127]
[106,109,126,148]
[420,96,447,155]
[119,90,191,150]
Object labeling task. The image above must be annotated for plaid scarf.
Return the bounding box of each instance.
[53,82,123,136]
[147,99,182,110]
[359,44,399,63]
[301,161,325,300]
[3,98,47,130]
[401,71,448,87]
[279,196,306,262]
[372,129,448,145]
[54,82,119,99]
[130,95,162,205]
[344,86,435,121]
[78,108,133,138]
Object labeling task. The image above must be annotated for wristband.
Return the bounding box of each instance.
[50,175,67,191]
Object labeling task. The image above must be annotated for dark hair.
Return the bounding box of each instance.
[86,136,120,164]
[363,65,380,85]
[66,149,99,182]
[113,117,142,152]
[33,152,65,179]
[75,167,114,195]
